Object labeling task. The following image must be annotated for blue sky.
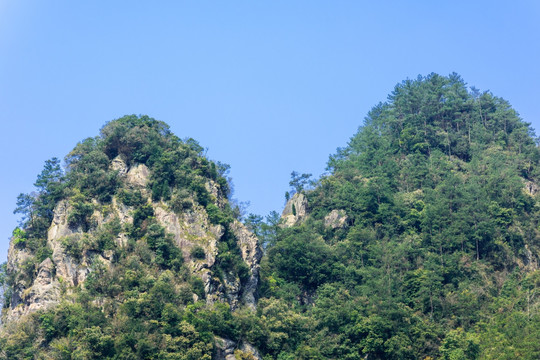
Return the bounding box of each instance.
[1,1,539,261]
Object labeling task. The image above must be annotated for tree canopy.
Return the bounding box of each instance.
[2,75,540,359]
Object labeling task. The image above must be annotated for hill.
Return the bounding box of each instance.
[1,116,262,359]
[256,73,540,359]
[2,74,540,359]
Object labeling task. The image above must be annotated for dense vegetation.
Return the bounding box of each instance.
[0,116,249,359]
[1,74,540,359]
[252,73,540,359]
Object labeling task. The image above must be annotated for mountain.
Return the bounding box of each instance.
[256,73,540,359]
[0,116,262,359]
[1,74,540,359]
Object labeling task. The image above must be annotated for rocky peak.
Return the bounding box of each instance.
[281,192,308,227]
[1,116,264,359]
[3,164,262,324]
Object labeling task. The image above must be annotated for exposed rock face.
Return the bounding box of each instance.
[110,155,128,176]
[47,199,74,241]
[3,160,262,324]
[153,203,228,306]
[6,232,44,321]
[281,193,308,227]
[126,163,150,188]
[4,197,134,322]
[22,258,58,315]
[206,180,227,209]
[48,200,81,288]
[154,205,262,310]
[215,337,237,360]
[155,204,220,267]
[5,258,60,322]
[5,239,58,321]
[324,209,348,229]
[238,342,263,360]
[231,221,263,309]
[6,239,32,298]
[215,337,262,360]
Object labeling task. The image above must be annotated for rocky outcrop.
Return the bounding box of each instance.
[127,163,150,188]
[155,204,220,267]
[20,258,59,316]
[215,336,237,360]
[4,197,133,322]
[231,221,263,309]
[47,199,74,241]
[111,155,128,176]
[2,157,262,337]
[324,209,348,229]
[47,199,126,289]
[48,200,81,288]
[214,337,262,360]
[154,202,228,306]
[238,342,263,360]
[206,180,228,209]
[5,240,57,322]
[154,204,262,309]
[281,193,308,227]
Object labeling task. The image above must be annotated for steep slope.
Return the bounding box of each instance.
[1,116,262,359]
[256,73,540,359]
[2,74,540,360]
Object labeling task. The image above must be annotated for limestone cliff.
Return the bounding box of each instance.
[0,116,268,359]
[3,157,262,324]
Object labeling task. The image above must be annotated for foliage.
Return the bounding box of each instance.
[1,115,253,359]
[3,76,540,359]
[11,228,26,246]
[190,245,206,260]
[67,191,95,231]
[289,171,313,194]
[257,73,540,359]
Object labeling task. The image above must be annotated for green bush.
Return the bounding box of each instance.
[117,189,145,207]
[12,228,27,247]
[190,245,206,260]
[68,193,95,231]
[61,235,84,261]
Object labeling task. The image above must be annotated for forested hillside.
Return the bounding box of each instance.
[253,73,540,359]
[1,73,540,359]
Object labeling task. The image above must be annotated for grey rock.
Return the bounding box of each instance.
[324,209,348,229]
[214,337,262,360]
[239,342,263,360]
[214,336,237,360]
[281,193,308,227]
[126,163,150,188]
[231,221,263,310]
[3,164,263,325]
[110,155,128,176]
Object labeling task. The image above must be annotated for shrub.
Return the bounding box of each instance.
[12,228,27,247]
[68,194,95,231]
[61,235,84,261]
[190,246,206,260]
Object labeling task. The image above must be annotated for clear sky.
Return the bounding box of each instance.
[1,1,539,261]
